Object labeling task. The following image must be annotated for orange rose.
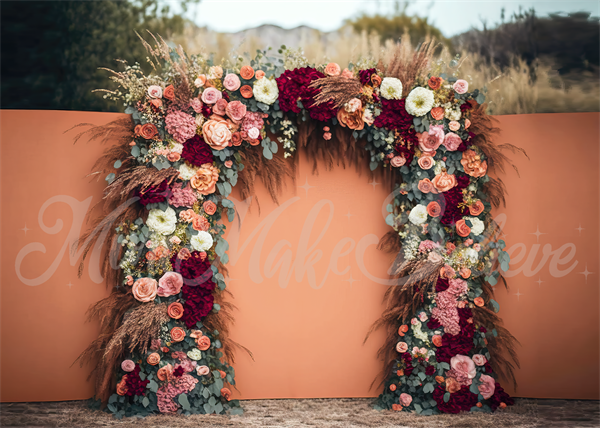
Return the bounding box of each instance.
[461,149,488,178]
[157,363,173,381]
[499,402,507,409]
[202,118,232,151]
[428,76,443,90]
[417,178,437,194]
[192,215,210,232]
[170,327,186,343]
[445,377,461,393]
[150,98,162,109]
[146,251,158,261]
[392,404,403,411]
[476,402,483,408]
[220,387,232,401]
[147,352,161,365]
[132,278,158,302]
[371,74,382,87]
[116,375,128,395]
[337,108,364,130]
[190,163,219,195]
[203,200,217,215]
[430,106,445,121]
[398,325,409,335]
[435,376,445,384]
[432,171,457,193]
[396,369,404,376]
[240,85,253,98]
[455,219,471,237]
[459,267,471,279]
[161,346,170,353]
[167,302,184,319]
[389,384,397,391]
[154,246,169,259]
[474,297,485,307]
[197,335,211,351]
[139,123,158,140]
[240,65,255,80]
[427,201,441,217]
[324,62,341,76]
[469,200,485,216]
[163,84,175,101]
[231,131,242,146]
[432,335,443,347]
[255,70,265,80]
[219,370,226,379]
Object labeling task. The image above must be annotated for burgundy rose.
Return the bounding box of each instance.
[433,384,478,414]
[169,251,216,290]
[134,180,171,205]
[124,364,149,396]
[359,68,377,85]
[401,352,414,376]
[181,135,214,167]
[436,277,450,293]
[173,366,185,377]
[425,365,436,376]
[374,99,418,164]
[437,174,470,226]
[489,382,514,410]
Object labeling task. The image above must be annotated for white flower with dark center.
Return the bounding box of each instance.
[147,208,177,235]
[253,78,279,105]
[405,87,435,117]
[380,77,403,100]
[191,231,213,252]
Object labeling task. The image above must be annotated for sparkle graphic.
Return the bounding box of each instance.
[345,211,353,220]
[529,225,547,243]
[575,223,585,235]
[344,274,359,287]
[21,224,30,234]
[67,282,73,289]
[369,179,380,189]
[298,178,315,196]
[579,265,594,283]
[514,289,523,301]
[535,277,544,287]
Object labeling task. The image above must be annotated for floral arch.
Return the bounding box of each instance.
[77,36,521,418]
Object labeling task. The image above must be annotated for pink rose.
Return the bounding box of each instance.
[450,354,476,379]
[157,271,184,297]
[428,251,443,263]
[448,120,460,131]
[443,132,463,151]
[224,160,233,168]
[225,100,247,122]
[411,318,418,325]
[121,359,135,372]
[472,354,487,366]
[478,374,496,399]
[418,312,428,322]
[417,155,434,170]
[223,73,241,91]
[396,342,408,353]
[453,79,469,94]
[247,127,260,140]
[474,243,481,251]
[324,62,341,76]
[419,347,427,355]
[346,98,362,113]
[147,85,163,99]
[440,264,456,279]
[363,109,374,125]
[390,156,406,167]
[399,393,412,407]
[201,87,222,105]
[212,98,228,116]
[465,118,471,129]
[190,98,203,113]
[464,239,473,246]
[323,132,332,140]
[447,278,467,295]
[196,365,210,376]
[341,68,353,78]
[418,125,444,153]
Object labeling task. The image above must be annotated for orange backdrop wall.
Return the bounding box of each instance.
[1,110,598,402]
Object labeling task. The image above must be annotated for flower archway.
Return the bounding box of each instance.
[77,35,521,418]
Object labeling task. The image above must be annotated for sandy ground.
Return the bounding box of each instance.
[1,398,599,428]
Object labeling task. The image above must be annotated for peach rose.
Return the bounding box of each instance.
[168,302,184,319]
[150,98,163,109]
[190,163,219,195]
[428,76,443,90]
[399,393,412,407]
[255,70,265,80]
[203,200,217,215]
[240,66,255,80]
[341,68,353,78]
[116,376,128,395]
[435,376,445,384]
[396,369,404,377]
[163,85,175,101]
[469,200,485,216]
[209,65,223,79]
[472,354,487,366]
[324,62,341,76]
[337,108,364,130]
[396,342,408,353]
[226,100,247,122]
[427,201,441,217]
[170,327,186,343]
[465,118,471,129]
[231,131,242,146]
[392,404,403,411]
[179,209,196,223]
[478,374,496,400]
[432,171,457,193]
[167,152,181,162]
[126,275,134,286]
[459,267,471,279]
[390,156,406,167]
[154,246,169,259]
[147,352,161,365]
[240,85,253,98]
[132,278,157,302]
[197,335,211,351]
[158,272,183,297]
[432,335,443,347]
[212,98,228,116]
[428,251,443,263]
[443,132,463,151]
[196,365,210,376]
[223,73,241,91]
[448,120,460,131]
[190,329,203,340]
[455,219,471,237]
[178,248,191,260]
[461,149,488,178]
[474,297,485,307]
[389,384,397,392]
[417,178,437,194]
[192,215,210,232]
[418,155,434,170]
[157,363,174,381]
[202,119,231,150]
[430,106,445,121]
[445,377,461,393]
[195,75,207,88]
[418,131,442,153]
[221,387,232,401]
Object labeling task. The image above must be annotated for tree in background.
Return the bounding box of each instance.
[1,0,198,111]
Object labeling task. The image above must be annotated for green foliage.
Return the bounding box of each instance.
[1,0,198,111]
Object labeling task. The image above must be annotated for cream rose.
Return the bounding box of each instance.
[202,119,231,151]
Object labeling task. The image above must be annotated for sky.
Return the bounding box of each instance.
[171,0,599,36]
